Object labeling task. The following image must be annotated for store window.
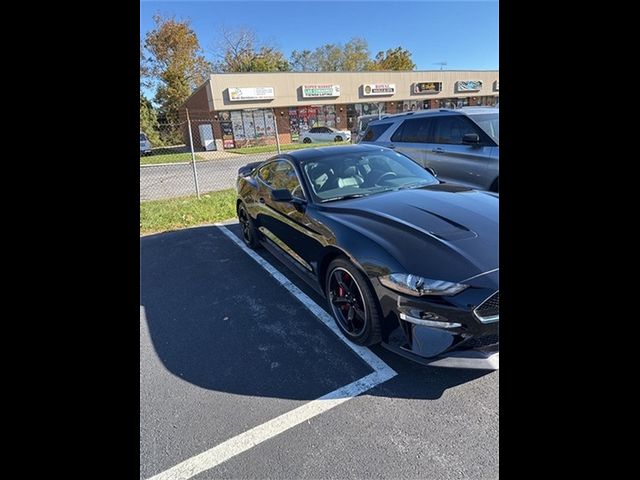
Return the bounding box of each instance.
[434,98,469,109]
[296,105,336,134]
[347,103,387,133]
[398,100,430,112]
[224,109,276,148]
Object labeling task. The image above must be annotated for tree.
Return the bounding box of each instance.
[367,47,416,71]
[342,38,370,71]
[212,27,290,72]
[313,43,344,71]
[290,49,314,72]
[144,14,210,124]
[140,94,161,146]
[290,38,371,72]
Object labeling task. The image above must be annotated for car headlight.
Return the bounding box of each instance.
[379,273,468,297]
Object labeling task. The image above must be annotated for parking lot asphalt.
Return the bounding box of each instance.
[140,224,499,480]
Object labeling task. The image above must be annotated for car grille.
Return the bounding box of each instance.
[474,291,499,323]
[464,334,500,349]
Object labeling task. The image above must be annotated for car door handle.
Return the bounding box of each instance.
[432,147,445,153]
[388,144,396,149]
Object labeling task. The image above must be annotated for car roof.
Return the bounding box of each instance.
[368,107,499,125]
[282,144,390,163]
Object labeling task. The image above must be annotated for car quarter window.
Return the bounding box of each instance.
[270,160,306,200]
[391,117,435,143]
[432,115,482,145]
[309,127,320,133]
[258,163,274,185]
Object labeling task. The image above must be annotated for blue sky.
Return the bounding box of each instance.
[140,1,498,99]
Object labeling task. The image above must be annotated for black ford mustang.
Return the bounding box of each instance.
[236,144,499,369]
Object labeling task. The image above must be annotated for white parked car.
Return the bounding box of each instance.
[140,132,152,155]
[300,126,351,143]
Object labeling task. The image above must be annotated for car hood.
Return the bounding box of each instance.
[318,184,499,287]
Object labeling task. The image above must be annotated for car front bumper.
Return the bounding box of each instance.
[372,279,499,370]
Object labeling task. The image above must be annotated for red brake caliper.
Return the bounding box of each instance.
[340,273,350,313]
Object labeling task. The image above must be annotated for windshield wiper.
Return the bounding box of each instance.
[321,193,370,203]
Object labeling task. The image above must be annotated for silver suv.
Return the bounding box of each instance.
[360,107,499,192]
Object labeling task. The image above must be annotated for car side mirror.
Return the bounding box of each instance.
[462,133,481,145]
[270,189,293,202]
[425,166,437,177]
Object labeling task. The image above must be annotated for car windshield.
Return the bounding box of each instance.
[469,113,499,143]
[301,149,439,202]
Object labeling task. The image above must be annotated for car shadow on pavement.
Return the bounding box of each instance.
[141,226,494,403]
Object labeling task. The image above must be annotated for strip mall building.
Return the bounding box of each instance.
[180,70,499,150]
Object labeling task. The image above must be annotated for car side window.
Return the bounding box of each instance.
[391,118,435,143]
[270,160,306,200]
[309,127,319,133]
[363,123,393,141]
[432,116,481,145]
[258,163,274,185]
[321,127,330,133]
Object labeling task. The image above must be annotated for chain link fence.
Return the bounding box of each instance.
[140,111,294,202]
[140,109,351,202]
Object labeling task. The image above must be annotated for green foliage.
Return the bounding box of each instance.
[367,47,416,71]
[290,38,370,72]
[342,38,370,71]
[144,14,211,124]
[140,95,162,146]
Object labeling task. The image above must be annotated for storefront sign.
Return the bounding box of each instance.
[302,84,341,98]
[228,87,275,101]
[362,83,396,96]
[414,82,442,94]
[456,80,483,92]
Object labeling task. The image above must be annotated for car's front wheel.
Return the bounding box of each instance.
[334,136,343,142]
[325,258,382,346]
[303,137,312,144]
[237,203,260,249]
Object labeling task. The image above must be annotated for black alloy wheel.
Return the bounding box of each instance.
[303,137,312,143]
[237,203,259,249]
[334,136,343,142]
[326,258,382,346]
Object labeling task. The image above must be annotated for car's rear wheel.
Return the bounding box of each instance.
[237,203,260,249]
[325,258,382,346]
[303,137,312,144]
[334,136,343,142]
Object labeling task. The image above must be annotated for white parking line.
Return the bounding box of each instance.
[145,224,397,480]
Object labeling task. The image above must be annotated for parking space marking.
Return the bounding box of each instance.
[217,224,396,375]
[147,371,392,480]
[145,224,396,480]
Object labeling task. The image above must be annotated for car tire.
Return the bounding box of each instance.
[334,136,343,142]
[303,137,312,144]
[237,203,260,249]
[325,258,382,346]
